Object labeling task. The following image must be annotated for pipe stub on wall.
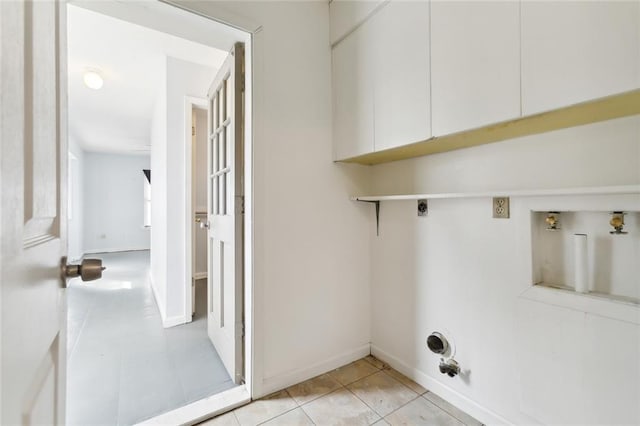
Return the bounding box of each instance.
[427,332,449,355]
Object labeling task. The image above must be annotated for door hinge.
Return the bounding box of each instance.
[192,126,195,136]
[236,195,245,215]
[236,321,245,338]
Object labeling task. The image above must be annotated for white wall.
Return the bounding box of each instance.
[165,57,213,321]
[150,56,214,325]
[150,67,167,320]
[68,137,85,261]
[370,116,640,425]
[169,1,372,396]
[83,152,151,253]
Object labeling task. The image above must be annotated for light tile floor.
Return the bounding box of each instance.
[200,355,482,426]
[67,251,236,425]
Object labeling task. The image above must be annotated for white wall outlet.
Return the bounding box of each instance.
[493,197,510,219]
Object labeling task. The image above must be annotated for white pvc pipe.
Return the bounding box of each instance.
[574,234,589,293]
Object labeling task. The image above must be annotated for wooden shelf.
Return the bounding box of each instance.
[351,185,640,202]
[338,89,640,165]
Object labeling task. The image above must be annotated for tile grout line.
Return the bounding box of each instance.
[233,357,479,426]
[296,403,317,426]
[297,385,358,425]
[284,357,389,424]
[368,358,479,424]
[114,330,126,426]
[331,360,383,387]
[379,368,428,396]
[231,410,240,425]
[163,334,190,406]
[361,356,386,370]
[250,358,473,426]
[420,396,468,426]
[342,385,384,422]
[422,392,479,426]
[252,389,304,426]
[377,394,423,423]
[297,387,347,426]
[67,291,98,361]
[343,370,420,422]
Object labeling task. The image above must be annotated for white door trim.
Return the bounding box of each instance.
[69,2,262,421]
[184,96,208,324]
[135,385,251,426]
[163,1,263,400]
[118,2,262,422]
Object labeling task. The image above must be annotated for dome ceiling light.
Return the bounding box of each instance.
[83,70,104,90]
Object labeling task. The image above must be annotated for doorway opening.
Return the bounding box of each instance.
[187,99,209,324]
[65,1,253,424]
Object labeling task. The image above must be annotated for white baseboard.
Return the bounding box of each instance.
[149,272,186,329]
[371,345,512,426]
[260,344,370,397]
[163,315,188,328]
[193,272,207,280]
[84,247,150,255]
[71,248,149,261]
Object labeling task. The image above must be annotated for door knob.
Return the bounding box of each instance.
[61,257,106,282]
[196,217,209,229]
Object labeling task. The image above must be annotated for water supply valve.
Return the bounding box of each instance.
[439,358,460,378]
[428,331,461,378]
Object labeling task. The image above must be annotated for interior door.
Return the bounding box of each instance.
[0,0,68,424]
[207,43,245,384]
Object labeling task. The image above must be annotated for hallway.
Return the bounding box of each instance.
[67,251,236,425]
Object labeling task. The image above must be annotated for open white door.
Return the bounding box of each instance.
[206,43,245,384]
[1,0,68,423]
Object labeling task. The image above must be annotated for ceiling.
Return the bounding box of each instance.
[67,4,229,154]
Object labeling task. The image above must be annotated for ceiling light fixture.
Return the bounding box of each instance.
[83,70,104,90]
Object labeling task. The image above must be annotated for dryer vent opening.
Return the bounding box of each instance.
[427,332,449,355]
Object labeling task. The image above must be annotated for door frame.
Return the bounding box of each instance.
[66,0,261,422]
[184,96,208,324]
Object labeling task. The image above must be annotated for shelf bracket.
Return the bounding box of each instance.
[357,200,380,236]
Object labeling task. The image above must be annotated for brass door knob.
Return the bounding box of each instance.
[61,257,106,282]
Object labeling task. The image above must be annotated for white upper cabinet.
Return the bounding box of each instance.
[431,1,520,136]
[332,21,375,160]
[330,0,386,45]
[522,1,640,115]
[370,1,431,151]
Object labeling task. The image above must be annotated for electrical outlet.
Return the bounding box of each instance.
[417,199,428,217]
[493,197,510,219]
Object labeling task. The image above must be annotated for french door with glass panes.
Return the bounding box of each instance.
[206,42,245,384]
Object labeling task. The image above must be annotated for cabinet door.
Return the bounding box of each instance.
[330,0,385,45]
[431,1,520,136]
[332,24,375,161]
[371,0,430,152]
[522,1,640,115]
